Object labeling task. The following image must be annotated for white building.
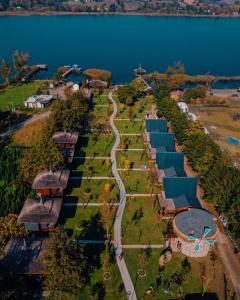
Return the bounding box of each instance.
[177,102,189,113]
[72,83,80,92]
[24,95,54,109]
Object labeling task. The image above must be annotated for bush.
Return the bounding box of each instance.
[183,86,206,103]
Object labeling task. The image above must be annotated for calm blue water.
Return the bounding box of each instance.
[1,15,240,85]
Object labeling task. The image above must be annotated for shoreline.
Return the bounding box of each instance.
[0,10,240,18]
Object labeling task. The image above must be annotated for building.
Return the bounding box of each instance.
[172,208,217,257]
[0,237,48,274]
[72,83,80,92]
[177,101,189,113]
[155,151,186,183]
[89,80,108,89]
[32,170,70,197]
[52,131,79,163]
[143,118,168,143]
[134,64,146,77]
[24,95,54,109]
[17,196,63,232]
[147,132,176,160]
[160,177,200,215]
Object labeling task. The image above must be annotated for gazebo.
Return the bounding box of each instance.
[172,208,217,257]
[32,169,70,197]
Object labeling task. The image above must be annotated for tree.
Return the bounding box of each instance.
[0,59,11,85]
[99,195,115,241]
[20,134,64,185]
[210,249,218,279]
[12,50,30,82]
[43,226,87,298]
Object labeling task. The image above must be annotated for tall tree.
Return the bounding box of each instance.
[43,226,87,299]
[12,50,30,82]
[0,59,11,85]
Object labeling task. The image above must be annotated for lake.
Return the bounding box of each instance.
[1,15,240,86]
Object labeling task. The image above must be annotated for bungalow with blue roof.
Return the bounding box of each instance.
[147,132,176,160]
[143,118,168,143]
[155,152,186,183]
[160,177,200,215]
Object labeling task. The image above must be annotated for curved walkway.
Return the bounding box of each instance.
[109,91,137,300]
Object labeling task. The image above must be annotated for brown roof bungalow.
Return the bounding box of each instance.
[18,196,63,232]
[1,237,48,274]
[52,131,79,163]
[32,169,70,197]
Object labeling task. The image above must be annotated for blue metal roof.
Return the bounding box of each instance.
[163,176,200,208]
[156,152,186,177]
[146,119,167,133]
[150,132,175,152]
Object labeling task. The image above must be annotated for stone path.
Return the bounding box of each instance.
[115,118,142,121]
[69,176,114,180]
[109,91,137,300]
[119,133,142,136]
[117,168,149,171]
[126,193,161,197]
[74,156,110,160]
[116,148,145,151]
[122,244,164,249]
[63,203,119,207]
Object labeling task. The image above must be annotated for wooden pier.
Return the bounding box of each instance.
[21,64,48,83]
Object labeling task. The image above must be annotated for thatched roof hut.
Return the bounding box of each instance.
[32,170,70,190]
[52,131,79,145]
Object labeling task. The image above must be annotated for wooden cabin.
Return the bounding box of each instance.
[52,132,79,163]
[143,118,168,144]
[17,196,62,232]
[32,170,70,197]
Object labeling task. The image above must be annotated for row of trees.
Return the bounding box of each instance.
[19,90,89,185]
[117,78,147,106]
[0,50,30,85]
[155,84,240,246]
[0,146,31,217]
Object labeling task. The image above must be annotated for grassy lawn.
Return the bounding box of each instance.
[71,157,112,177]
[65,179,119,203]
[116,150,150,168]
[75,133,115,157]
[115,96,154,119]
[91,105,113,126]
[93,94,111,105]
[79,245,126,300]
[124,249,227,299]
[115,120,144,134]
[12,118,48,146]
[0,81,43,111]
[119,171,160,194]
[122,197,167,244]
[119,135,145,150]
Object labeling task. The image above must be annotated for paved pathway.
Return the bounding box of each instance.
[74,156,110,160]
[119,133,142,136]
[122,244,164,249]
[64,203,119,207]
[117,168,149,171]
[115,118,142,121]
[0,110,50,138]
[126,193,161,197]
[116,148,145,151]
[109,91,137,300]
[69,176,114,180]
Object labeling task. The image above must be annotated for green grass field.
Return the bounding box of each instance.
[0,82,43,111]
[71,157,112,177]
[116,150,150,168]
[115,120,144,134]
[65,179,119,203]
[119,171,160,194]
[118,135,146,149]
[122,197,167,244]
[75,133,115,157]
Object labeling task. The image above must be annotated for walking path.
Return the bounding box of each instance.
[126,193,161,197]
[119,133,142,136]
[109,91,137,300]
[64,203,119,207]
[117,168,149,171]
[116,148,145,151]
[115,118,142,121]
[70,176,114,180]
[122,244,164,249]
[74,156,110,160]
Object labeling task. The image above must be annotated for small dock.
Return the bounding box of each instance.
[21,64,48,83]
[62,65,82,78]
